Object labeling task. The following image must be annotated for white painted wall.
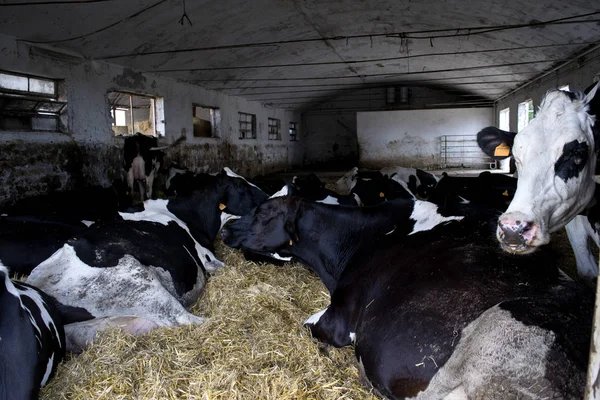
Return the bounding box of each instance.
[0,33,302,203]
[357,108,494,169]
[302,112,358,167]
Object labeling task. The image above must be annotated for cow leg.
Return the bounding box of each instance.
[65,316,160,353]
[126,167,134,196]
[565,216,598,280]
[145,170,155,200]
[303,305,353,348]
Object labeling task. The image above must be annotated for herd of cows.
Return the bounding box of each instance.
[1,83,599,399]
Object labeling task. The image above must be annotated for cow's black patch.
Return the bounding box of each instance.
[71,219,203,296]
[554,140,589,182]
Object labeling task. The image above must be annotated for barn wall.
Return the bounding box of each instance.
[494,46,600,131]
[302,86,488,167]
[356,108,494,169]
[0,33,301,205]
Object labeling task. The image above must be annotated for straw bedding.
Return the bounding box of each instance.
[40,239,378,400]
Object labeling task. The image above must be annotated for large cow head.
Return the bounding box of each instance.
[478,83,600,254]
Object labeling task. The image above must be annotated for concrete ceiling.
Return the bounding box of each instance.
[1,0,600,110]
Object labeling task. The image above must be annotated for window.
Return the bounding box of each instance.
[498,108,510,131]
[289,121,298,141]
[517,99,534,132]
[559,84,570,91]
[268,118,281,140]
[0,71,67,132]
[239,112,256,139]
[193,104,221,138]
[108,91,165,137]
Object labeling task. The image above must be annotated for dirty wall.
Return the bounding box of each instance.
[0,33,302,206]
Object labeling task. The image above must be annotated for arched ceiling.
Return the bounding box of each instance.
[1,0,599,110]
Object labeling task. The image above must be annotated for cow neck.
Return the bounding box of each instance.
[289,199,416,293]
[166,187,222,249]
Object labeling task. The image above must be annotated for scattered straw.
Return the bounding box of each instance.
[41,240,377,400]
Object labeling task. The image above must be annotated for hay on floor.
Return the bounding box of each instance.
[41,240,378,400]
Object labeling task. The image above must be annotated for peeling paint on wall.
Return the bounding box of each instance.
[112,68,147,91]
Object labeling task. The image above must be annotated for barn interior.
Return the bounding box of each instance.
[1,1,600,399]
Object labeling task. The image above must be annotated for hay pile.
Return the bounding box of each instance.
[41,240,377,400]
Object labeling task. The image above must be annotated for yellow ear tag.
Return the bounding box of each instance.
[289,240,293,246]
[219,203,226,210]
[502,190,509,197]
[379,192,385,198]
[493,142,510,157]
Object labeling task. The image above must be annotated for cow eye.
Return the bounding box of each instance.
[574,156,583,165]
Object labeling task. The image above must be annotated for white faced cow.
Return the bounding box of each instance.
[478,83,600,254]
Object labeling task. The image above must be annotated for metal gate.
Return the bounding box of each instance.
[440,135,496,169]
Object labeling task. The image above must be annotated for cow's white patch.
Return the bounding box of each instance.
[349,332,356,343]
[81,220,94,227]
[335,167,358,193]
[565,215,599,280]
[223,167,260,190]
[304,307,328,325]
[458,196,470,204]
[409,201,463,235]
[269,253,292,261]
[385,228,396,235]
[165,167,187,190]
[412,305,554,399]
[352,193,362,206]
[41,353,54,387]
[316,195,339,205]
[220,212,241,230]
[27,245,204,326]
[382,167,418,186]
[269,185,289,199]
[120,199,224,272]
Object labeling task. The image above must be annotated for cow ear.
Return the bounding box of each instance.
[477,127,516,160]
[284,219,299,243]
[584,82,600,152]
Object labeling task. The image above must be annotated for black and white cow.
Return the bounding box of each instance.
[335,167,439,198]
[293,174,360,206]
[350,173,415,206]
[25,167,268,350]
[0,266,65,399]
[477,83,600,254]
[123,133,165,201]
[222,196,592,399]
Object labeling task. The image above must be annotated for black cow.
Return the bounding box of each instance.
[222,196,592,399]
[427,172,517,212]
[26,167,268,351]
[293,174,360,206]
[0,180,131,223]
[0,266,65,399]
[0,215,88,276]
[123,133,165,201]
[350,173,415,206]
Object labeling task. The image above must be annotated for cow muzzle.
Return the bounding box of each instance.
[496,213,541,254]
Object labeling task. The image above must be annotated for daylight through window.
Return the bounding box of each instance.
[0,71,67,132]
[239,112,256,139]
[517,99,534,132]
[268,118,281,140]
[289,121,298,141]
[108,91,164,137]
[193,105,221,138]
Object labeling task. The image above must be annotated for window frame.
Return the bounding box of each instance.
[517,99,534,132]
[268,117,281,140]
[0,70,66,133]
[239,112,257,139]
[192,103,221,138]
[108,90,165,137]
[289,121,298,141]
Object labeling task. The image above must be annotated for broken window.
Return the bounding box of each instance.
[108,91,165,137]
[239,112,256,139]
[289,121,298,141]
[517,99,534,132]
[268,118,281,140]
[0,71,67,132]
[193,104,221,138]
